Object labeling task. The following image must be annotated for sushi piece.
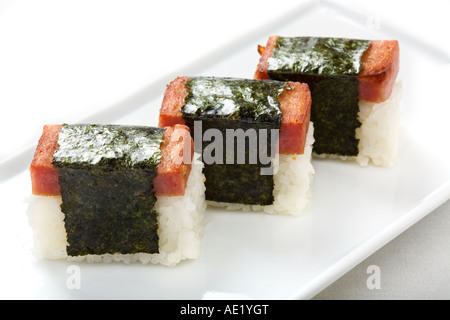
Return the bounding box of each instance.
[27,124,206,267]
[255,36,401,167]
[159,76,314,216]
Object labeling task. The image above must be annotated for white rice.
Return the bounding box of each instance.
[356,81,402,167]
[314,81,402,167]
[26,155,206,267]
[207,122,315,216]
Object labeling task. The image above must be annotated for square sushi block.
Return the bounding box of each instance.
[159,76,315,216]
[255,36,402,167]
[27,124,206,267]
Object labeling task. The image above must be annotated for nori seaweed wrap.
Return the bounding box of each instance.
[159,76,313,207]
[256,36,371,156]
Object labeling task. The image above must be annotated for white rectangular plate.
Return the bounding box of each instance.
[1,1,449,299]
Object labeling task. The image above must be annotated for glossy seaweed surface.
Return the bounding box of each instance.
[183,77,285,125]
[268,37,370,77]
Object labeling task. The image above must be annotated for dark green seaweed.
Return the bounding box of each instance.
[52,124,164,256]
[267,37,371,156]
[296,75,361,155]
[192,118,278,205]
[183,77,285,126]
[182,77,285,205]
[267,37,370,77]
[203,163,274,205]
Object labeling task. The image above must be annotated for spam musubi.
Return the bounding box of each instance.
[27,124,206,267]
[159,76,314,216]
[255,36,401,167]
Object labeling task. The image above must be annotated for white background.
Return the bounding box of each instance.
[0,0,449,299]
